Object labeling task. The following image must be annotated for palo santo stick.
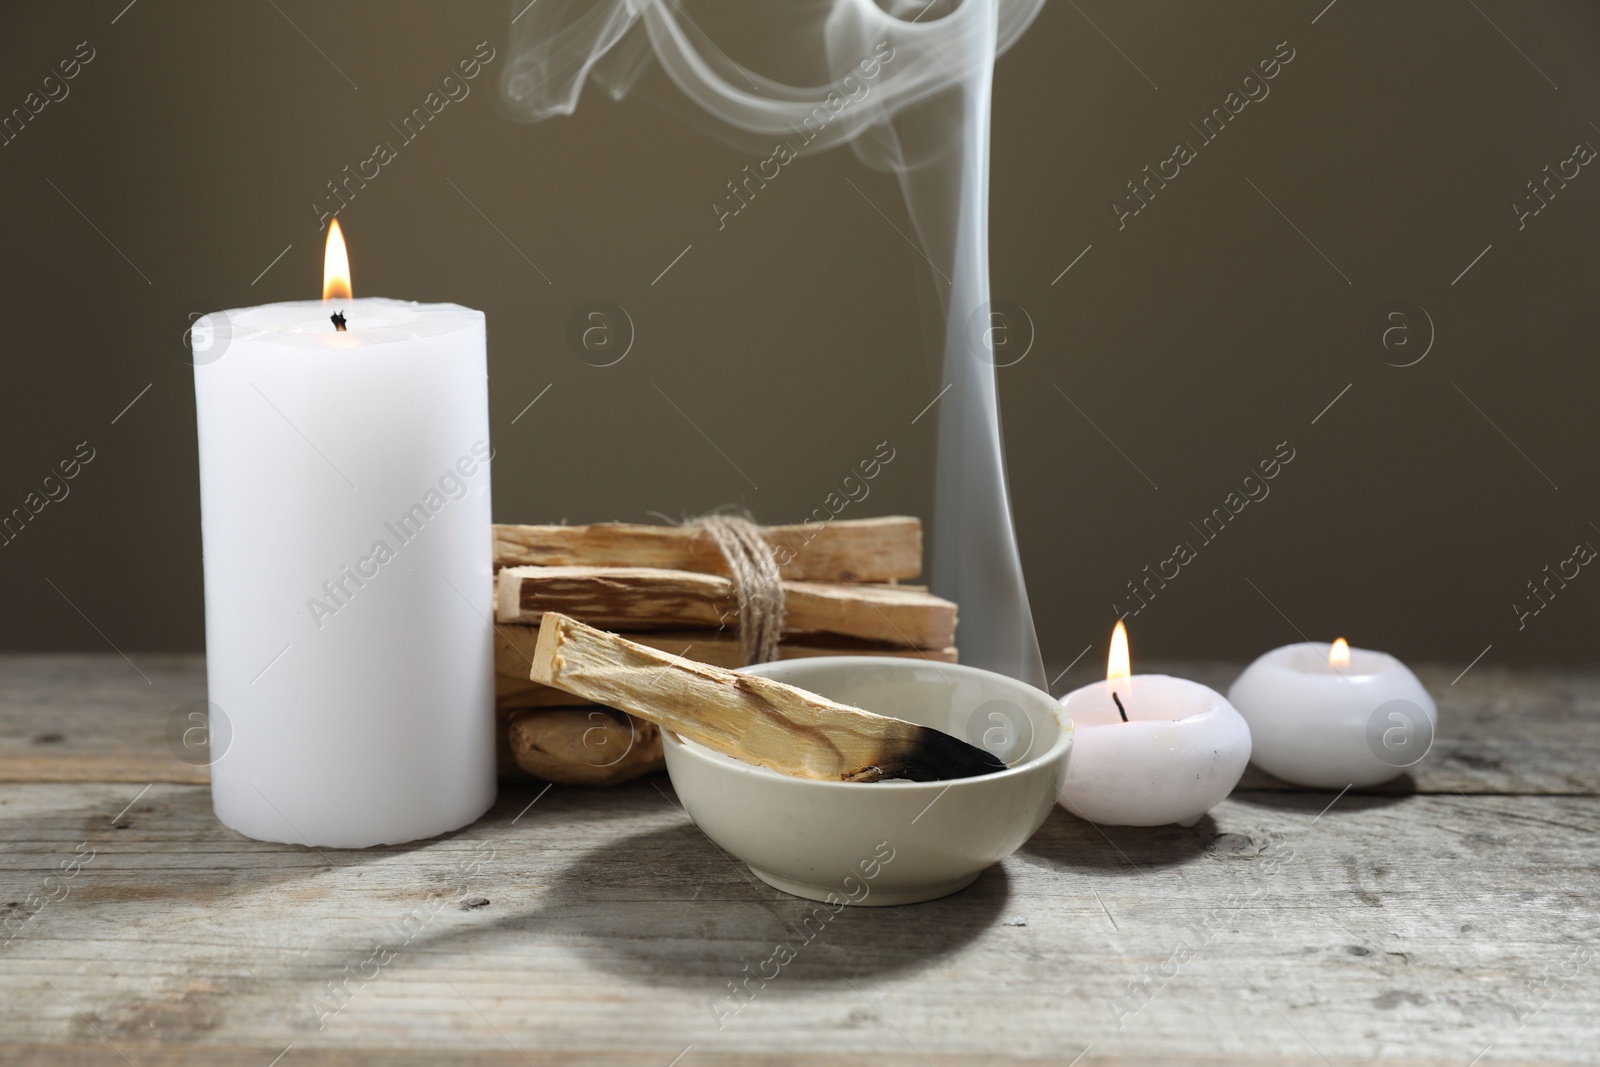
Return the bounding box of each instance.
[496,637,957,710]
[529,613,1004,783]
[493,516,921,583]
[498,685,596,711]
[506,707,664,786]
[496,625,956,681]
[493,704,522,776]
[496,567,956,649]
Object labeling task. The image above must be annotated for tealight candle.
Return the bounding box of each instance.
[1057,622,1252,827]
[191,221,496,848]
[1227,639,1437,789]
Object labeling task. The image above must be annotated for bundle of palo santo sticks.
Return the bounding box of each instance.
[491,516,958,785]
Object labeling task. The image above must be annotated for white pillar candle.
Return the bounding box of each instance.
[191,223,495,847]
[1057,623,1252,827]
[1227,639,1436,789]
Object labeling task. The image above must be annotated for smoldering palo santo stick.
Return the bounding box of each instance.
[529,613,1005,783]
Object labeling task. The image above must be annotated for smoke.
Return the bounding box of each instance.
[501,0,1048,690]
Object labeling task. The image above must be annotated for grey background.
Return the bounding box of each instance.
[2,0,1597,673]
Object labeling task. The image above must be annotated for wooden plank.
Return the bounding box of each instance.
[8,655,1600,796]
[494,567,957,649]
[4,656,1598,1061]
[0,654,208,785]
[0,778,1594,1063]
[0,1050,1029,1067]
[0,1049,1039,1066]
[493,516,923,583]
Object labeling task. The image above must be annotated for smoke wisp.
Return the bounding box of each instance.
[501,0,1048,689]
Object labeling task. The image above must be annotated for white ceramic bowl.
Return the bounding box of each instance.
[661,656,1071,906]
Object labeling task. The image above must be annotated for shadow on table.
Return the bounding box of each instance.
[0,780,492,925]
[1019,806,1218,872]
[0,780,485,1048]
[430,818,1011,987]
[5,779,1000,1041]
[1229,772,1419,815]
[1016,779,1420,873]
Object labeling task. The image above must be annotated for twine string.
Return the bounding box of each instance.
[697,514,786,665]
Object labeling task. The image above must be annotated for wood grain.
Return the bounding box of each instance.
[495,567,957,649]
[493,516,922,583]
[0,779,1594,1064]
[4,655,1597,1063]
[0,653,208,785]
[8,655,1598,796]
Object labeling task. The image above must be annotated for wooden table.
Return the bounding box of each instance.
[2,654,1595,1066]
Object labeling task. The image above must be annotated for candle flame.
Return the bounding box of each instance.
[1329,637,1350,667]
[1107,620,1131,682]
[322,218,352,301]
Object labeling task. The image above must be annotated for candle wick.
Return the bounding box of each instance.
[1112,691,1128,722]
[331,310,347,332]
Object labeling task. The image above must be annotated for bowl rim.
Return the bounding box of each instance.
[661,655,1073,790]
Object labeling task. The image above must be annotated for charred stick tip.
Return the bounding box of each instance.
[855,725,1007,782]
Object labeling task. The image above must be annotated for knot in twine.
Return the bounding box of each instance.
[697,514,786,665]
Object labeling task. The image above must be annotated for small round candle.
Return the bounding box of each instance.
[1057,623,1252,827]
[1226,639,1437,789]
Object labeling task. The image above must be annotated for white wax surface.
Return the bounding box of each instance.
[1057,675,1252,827]
[193,298,496,847]
[1226,643,1437,789]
